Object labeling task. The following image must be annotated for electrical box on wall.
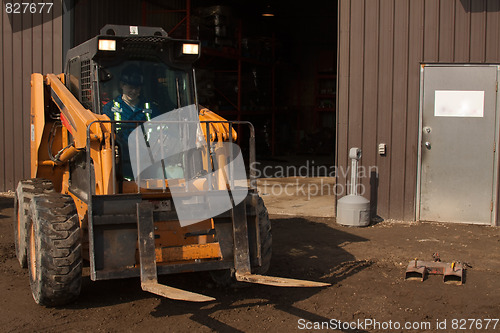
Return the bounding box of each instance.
[378,143,386,156]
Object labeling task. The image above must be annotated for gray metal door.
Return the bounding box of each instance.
[419,65,499,224]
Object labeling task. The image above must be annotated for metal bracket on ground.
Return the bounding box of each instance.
[405,259,465,285]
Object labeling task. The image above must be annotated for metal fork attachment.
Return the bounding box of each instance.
[137,199,328,303]
[137,202,215,302]
[231,202,330,288]
[405,259,464,285]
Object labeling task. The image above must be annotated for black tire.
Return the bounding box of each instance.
[252,196,272,275]
[27,193,82,306]
[209,268,236,287]
[209,196,272,286]
[14,179,54,268]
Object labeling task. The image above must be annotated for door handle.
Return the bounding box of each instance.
[425,142,431,149]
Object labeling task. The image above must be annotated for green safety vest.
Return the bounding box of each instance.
[112,101,152,124]
[112,101,154,141]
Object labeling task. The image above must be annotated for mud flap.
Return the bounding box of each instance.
[137,202,215,302]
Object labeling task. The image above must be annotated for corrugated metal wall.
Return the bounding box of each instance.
[337,0,500,221]
[72,0,188,46]
[72,0,142,46]
[0,1,63,191]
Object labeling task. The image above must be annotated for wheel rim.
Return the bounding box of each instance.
[29,223,36,278]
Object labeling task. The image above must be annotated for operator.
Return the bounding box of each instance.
[103,64,158,125]
[103,64,159,181]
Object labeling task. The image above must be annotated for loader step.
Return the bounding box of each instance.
[141,281,215,302]
[235,272,330,288]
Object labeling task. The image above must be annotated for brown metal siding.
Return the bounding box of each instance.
[404,0,424,220]
[486,0,500,62]
[390,0,409,219]
[0,3,63,191]
[362,0,379,217]
[337,0,350,199]
[72,0,142,46]
[337,0,500,221]
[72,0,187,47]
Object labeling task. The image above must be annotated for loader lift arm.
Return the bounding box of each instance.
[31,73,114,194]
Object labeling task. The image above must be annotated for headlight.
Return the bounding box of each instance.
[98,39,116,51]
[182,43,199,55]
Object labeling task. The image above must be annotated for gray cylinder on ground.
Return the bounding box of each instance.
[337,147,370,227]
[337,194,370,227]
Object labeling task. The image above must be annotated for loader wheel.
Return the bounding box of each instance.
[209,268,236,287]
[14,179,54,268]
[27,193,82,306]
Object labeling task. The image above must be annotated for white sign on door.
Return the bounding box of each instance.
[434,90,485,117]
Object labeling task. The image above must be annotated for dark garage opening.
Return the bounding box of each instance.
[71,0,338,174]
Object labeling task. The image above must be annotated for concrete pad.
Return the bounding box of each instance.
[257,177,336,217]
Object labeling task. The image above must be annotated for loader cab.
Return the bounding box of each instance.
[65,25,200,117]
[97,58,196,117]
[64,25,201,185]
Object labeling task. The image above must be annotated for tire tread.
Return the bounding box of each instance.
[14,179,54,268]
[28,193,82,306]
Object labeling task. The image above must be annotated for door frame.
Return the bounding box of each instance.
[416,64,500,226]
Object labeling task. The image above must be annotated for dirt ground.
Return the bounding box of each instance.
[1,183,499,333]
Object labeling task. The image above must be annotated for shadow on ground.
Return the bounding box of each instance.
[69,217,370,332]
[1,197,370,331]
[0,196,13,219]
[148,218,371,332]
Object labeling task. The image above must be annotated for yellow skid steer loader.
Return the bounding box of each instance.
[14,25,329,306]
